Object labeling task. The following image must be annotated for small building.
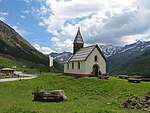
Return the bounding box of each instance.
[1,68,15,75]
[64,28,107,77]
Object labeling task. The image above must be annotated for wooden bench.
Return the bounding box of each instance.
[128,78,141,83]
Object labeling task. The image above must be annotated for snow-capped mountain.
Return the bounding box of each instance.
[100,45,122,57]
[50,52,72,63]
[50,41,150,64]
[115,40,150,58]
[107,40,150,74]
[50,45,121,63]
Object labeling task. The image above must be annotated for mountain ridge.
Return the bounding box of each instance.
[50,40,150,76]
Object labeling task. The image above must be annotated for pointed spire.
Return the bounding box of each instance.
[78,26,80,30]
[73,27,84,44]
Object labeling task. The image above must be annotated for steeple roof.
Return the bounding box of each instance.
[73,27,84,44]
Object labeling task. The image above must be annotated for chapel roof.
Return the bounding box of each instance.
[68,44,106,62]
[73,27,84,44]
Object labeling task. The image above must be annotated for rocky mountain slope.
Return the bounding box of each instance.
[107,41,150,75]
[100,45,122,57]
[50,52,72,64]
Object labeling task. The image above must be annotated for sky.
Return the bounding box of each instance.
[0,0,150,54]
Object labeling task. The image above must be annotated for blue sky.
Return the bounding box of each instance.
[0,0,150,54]
[0,0,53,53]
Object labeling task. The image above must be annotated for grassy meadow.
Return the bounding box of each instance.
[0,73,149,113]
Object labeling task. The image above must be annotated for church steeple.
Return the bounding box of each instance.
[73,27,84,54]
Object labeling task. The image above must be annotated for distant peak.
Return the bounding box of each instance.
[136,40,143,44]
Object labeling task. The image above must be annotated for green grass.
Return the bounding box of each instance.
[0,55,50,74]
[0,73,149,113]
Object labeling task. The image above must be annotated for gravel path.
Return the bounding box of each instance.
[0,76,37,82]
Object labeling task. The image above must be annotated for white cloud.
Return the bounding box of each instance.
[34,0,150,52]
[0,12,8,16]
[33,44,56,54]
[31,4,51,20]
[0,12,8,21]
[22,10,30,14]
[22,0,32,4]
[54,39,73,52]
[50,37,60,42]
[38,22,45,26]
[20,15,26,19]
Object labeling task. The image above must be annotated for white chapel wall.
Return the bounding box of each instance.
[85,47,106,74]
[64,61,85,74]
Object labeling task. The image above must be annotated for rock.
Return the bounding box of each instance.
[141,78,150,82]
[32,90,67,102]
[122,92,150,111]
[118,75,129,79]
[98,74,109,79]
[128,78,141,83]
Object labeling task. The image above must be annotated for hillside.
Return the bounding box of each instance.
[107,41,150,76]
[110,49,150,77]
[0,20,49,66]
[0,73,149,113]
[0,20,64,72]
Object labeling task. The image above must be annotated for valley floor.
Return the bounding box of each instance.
[0,73,149,113]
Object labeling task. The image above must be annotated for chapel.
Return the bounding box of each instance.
[64,28,106,76]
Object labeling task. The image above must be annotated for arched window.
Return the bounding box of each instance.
[94,55,98,62]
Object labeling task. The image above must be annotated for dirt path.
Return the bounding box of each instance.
[0,76,37,82]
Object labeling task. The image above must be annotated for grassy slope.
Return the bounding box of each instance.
[0,54,50,74]
[114,55,150,76]
[0,73,149,113]
[108,50,150,77]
